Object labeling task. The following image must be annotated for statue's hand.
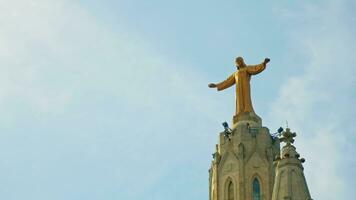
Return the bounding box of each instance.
[264,58,270,65]
[208,83,217,88]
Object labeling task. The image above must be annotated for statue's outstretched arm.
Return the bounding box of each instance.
[216,73,236,91]
[246,63,266,75]
[247,58,270,75]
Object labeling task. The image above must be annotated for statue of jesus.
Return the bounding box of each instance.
[208,57,270,120]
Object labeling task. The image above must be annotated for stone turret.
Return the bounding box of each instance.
[271,128,312,200]
[208,113,280,200]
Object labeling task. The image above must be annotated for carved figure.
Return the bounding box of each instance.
[209,57,270,117]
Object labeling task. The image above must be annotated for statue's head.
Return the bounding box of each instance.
[235,57,246,69]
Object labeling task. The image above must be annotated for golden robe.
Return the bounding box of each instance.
[216,63,266,115]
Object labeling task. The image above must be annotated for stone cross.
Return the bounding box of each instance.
[280,128,297,145]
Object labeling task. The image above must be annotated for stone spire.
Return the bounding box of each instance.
[272,128,312,200]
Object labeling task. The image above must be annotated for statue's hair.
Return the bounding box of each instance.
[235,56,246,69]
[235,57,244,63]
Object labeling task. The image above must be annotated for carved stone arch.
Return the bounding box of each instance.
[245,150,269,168]
[250,174,263,200]
[224,176,237,200]
[218,151,239,173]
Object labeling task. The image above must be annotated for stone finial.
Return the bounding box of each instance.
[212,144,221,164]
[278,128,300,160]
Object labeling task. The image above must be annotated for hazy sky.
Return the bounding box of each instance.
[0,0,355,199]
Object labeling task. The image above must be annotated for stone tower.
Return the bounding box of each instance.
[272,128,312,200]
[208,113,280,200]
[208,113,312,200]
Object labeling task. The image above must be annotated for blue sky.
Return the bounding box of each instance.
[0,0,355,199]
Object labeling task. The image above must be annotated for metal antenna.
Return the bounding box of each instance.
[286,120,289,128]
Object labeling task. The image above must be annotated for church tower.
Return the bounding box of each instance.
[208,113,313,200]
[209,113,280,200]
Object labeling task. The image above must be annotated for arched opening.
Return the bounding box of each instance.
[252,178,261,200]
[228,180,234,200]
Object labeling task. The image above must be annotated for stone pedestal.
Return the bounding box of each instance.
[232,112,262,128]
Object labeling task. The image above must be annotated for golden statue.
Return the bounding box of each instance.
[209,57,270,123]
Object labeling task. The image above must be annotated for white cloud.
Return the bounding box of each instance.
[0,0,222,116]
[0,0,224,199]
